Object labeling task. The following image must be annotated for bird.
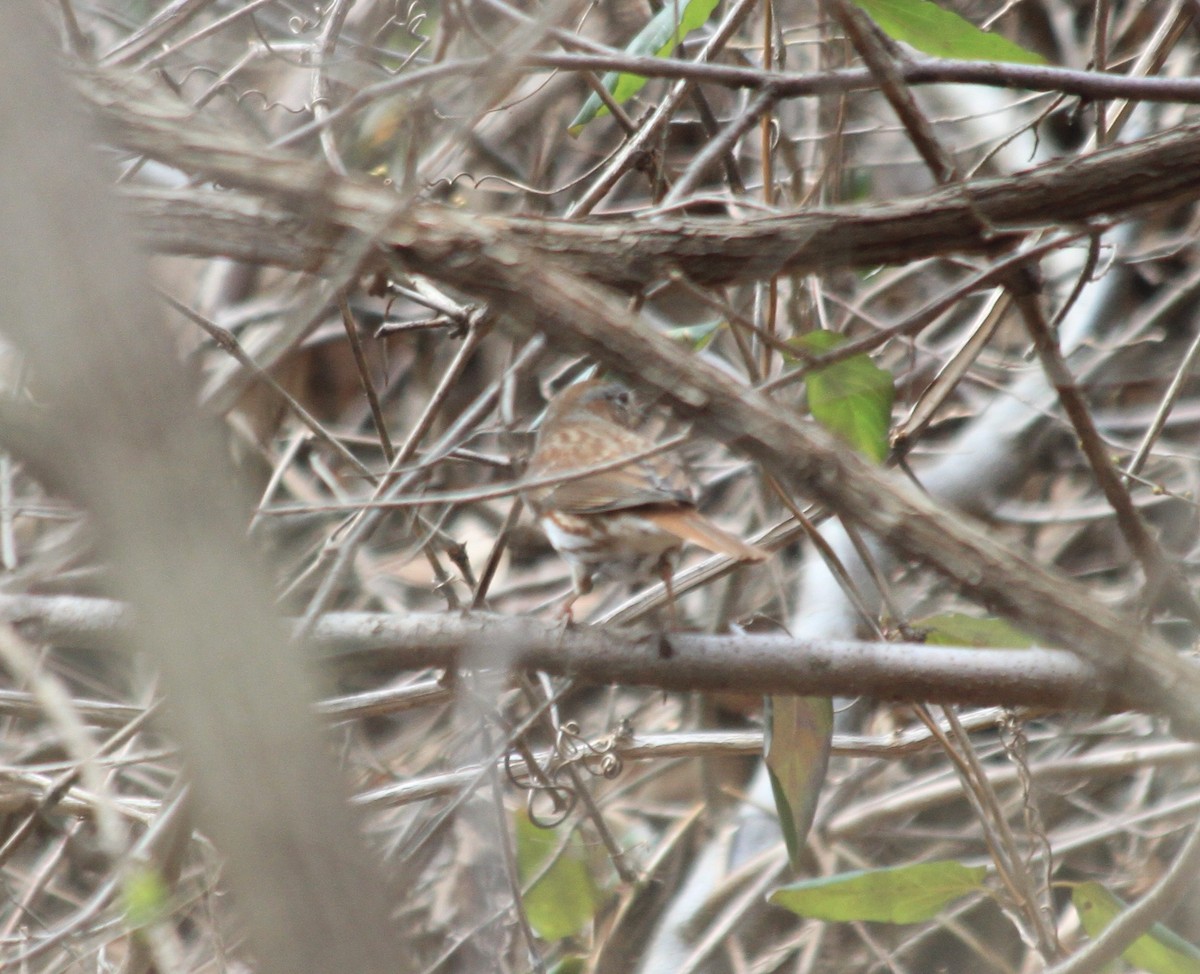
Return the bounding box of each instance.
[524,379,767,621]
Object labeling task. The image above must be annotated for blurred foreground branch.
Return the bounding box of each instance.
[0,9,402,974]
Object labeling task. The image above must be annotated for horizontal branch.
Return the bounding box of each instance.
[527,51,1200,104]
[354,708,1055,810]
[86,66,1200,288]
[273,51,1200,151]
[17,713,1142,823]
[0,592,1129,714]
[372,122,1200,287]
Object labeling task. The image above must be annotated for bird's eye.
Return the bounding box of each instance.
[611,390,630,407]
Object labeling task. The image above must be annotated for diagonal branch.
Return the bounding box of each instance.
[388,242,1200,739]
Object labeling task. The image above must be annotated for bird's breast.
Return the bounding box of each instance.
[540,510,680,582]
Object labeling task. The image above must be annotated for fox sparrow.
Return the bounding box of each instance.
[525,380,767,617]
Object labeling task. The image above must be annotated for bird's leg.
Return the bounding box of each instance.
[557,593,578,626]
[557,564,593,626]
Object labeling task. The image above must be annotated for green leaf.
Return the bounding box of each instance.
[515,810,602,941]
[769,860,987,923]
[793,329,894,464]
[568,0,721,133]
[765,696,833,870]
[122,866,170,929]
[1073,882,1200,974]
[917,612,1038,649]
[853,0,1045,65]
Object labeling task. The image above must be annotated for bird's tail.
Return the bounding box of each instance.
[647,509,768,562]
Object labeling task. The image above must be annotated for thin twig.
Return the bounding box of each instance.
[337,292,396,463]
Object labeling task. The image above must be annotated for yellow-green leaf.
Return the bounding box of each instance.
[793,329,894,464]
[1073,882,1200,974]
[766,696,833,870]
[122,866,169,929]
[917,612,1038,649]
[769,860,987,923]
[666,319,724,351]
[569,0,721,133]
[515,810,602,941]
[854,0,1045,65]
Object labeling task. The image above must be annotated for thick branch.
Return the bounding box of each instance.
[87,65,1200,288]
[0,594,1113,712]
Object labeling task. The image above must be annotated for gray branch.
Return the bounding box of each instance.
[0,593,1126,714]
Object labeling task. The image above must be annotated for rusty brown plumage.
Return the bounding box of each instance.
[525,380,767,620]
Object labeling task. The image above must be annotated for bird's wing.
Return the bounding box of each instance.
[541,459,692,514]
[527,425,694,515]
